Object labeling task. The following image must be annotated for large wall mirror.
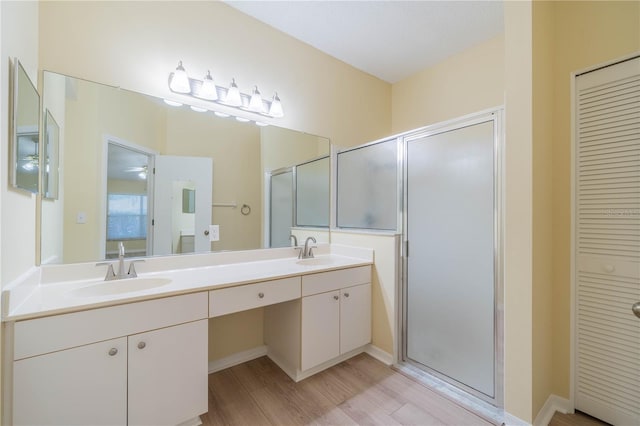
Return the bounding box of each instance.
[40,71,330,265]
[10,59,41,194]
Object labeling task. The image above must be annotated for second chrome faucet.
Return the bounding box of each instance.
[97,241,144,281]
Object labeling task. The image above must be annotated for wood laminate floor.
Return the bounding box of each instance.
[549,411,609,426]
[200,353,496,426]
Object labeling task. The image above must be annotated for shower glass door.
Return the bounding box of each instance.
[405,118,498,402]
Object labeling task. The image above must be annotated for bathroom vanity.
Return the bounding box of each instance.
[2,244,372,426]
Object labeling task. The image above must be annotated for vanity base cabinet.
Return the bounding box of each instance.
[340,283,372,354]
[301,283,372,371]
[9,292,209,426]
[13,337,127,426]
[265,266,372,382]
[300,290,341,371]
[128,319,208,426]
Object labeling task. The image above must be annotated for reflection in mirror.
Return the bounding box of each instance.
[296,156,330,227]
[269,169,294,248]
[177,182,196,253]
[182,187,195,214]
[41,71,330,264]
[42,110,60,199]
[105,142,153,259]
[11,60,40,193]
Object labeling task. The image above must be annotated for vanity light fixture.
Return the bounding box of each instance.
[167,61,284,119]
[248,86,263,113]
[169,61,191,93]
[269,93,284,118]
[198,71,218,101]
[223,79,242,107]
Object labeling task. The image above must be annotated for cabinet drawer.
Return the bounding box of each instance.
[14,292,208,360]
[302,266,371,296]
[209,277,301,317]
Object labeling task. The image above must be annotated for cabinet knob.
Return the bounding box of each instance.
[138,342,146,350]
[344,292,350,298]
[603,264,615,273]
[258,292,265,299]
[108,348,118,356]
[333,295,339,301]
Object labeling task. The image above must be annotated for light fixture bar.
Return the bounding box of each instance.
[168,66,283,119]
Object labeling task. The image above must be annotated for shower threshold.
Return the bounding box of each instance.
[393,362,507,426]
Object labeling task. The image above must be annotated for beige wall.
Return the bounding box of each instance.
[38,1,391,148]
[550,0,640,401]
[391,34,504,134]
[532,0,555,417]
[1,2,39,421]
[1,0,39,286]
[504,1,534,420]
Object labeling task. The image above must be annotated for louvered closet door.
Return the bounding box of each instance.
[575,56,640,426]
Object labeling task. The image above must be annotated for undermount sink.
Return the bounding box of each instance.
[70,277,172,297]
[296,257,335,266]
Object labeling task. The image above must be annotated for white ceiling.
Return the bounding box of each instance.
[226,0,504,83]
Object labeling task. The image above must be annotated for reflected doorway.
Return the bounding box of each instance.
[104,140,155,259]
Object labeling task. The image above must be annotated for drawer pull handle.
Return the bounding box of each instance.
[333,295,339,301]
[138,342,146,350]
[258,292,265,299]
[344,292,350,298]
[108,348,118,356]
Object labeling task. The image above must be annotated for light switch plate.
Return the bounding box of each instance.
[209,225,220,241]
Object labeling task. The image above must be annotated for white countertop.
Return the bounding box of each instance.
[2,244,373,321]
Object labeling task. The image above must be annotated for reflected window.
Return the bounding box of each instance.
[107,194,148,240]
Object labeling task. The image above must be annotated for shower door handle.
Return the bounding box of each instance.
[632,302,640,319]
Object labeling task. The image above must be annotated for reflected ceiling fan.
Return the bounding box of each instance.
[124,165,148,179]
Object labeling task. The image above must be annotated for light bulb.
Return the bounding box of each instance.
[169,61,191,94]
[248,86,263,113]
[268,92,284,118]
[198,70,218,101]
[224,79,242,107]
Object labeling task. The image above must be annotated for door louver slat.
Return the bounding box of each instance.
[575,57,640,425]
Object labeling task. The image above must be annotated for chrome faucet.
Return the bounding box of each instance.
[300,236,317,259]
[290,234,298,247]
[97,241,144,281]
[116,241,126,279]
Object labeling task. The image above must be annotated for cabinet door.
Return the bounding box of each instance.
[13,337,127,426]
[301,290,340,371]
[340,283,372,354]
[128,319,208,426]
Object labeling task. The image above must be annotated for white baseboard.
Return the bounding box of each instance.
[533,394,572,426]
[208,345,268,374]
[504,411,532,426]
[365,344,394,365]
